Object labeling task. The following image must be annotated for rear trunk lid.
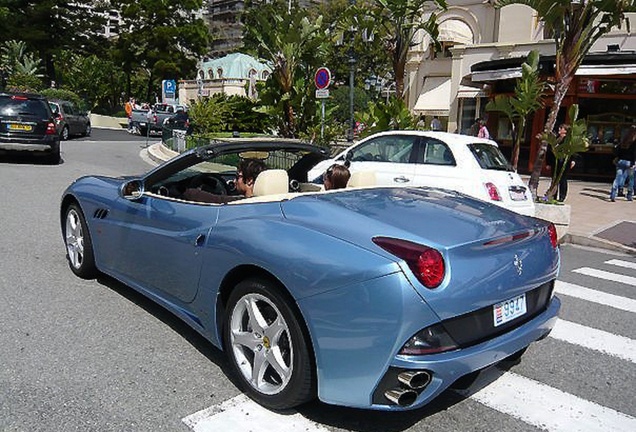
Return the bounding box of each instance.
[282,187,558,320]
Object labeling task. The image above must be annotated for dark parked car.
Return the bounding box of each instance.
[48,99,91,140]
[0,92,60,163]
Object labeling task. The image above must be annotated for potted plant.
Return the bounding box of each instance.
[534,104,589,238]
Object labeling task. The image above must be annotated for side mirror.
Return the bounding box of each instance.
[121,179,144,200]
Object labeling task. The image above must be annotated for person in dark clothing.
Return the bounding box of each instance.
[546,124,575,202]
[610,126,636,202]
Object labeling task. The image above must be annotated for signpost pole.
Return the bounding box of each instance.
[314,67,331,143]
[321,99,325,139]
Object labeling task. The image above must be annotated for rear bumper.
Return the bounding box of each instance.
[0,136,60,153]
[370,295,560,410]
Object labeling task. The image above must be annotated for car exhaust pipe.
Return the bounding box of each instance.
[384,388,418,407]
[398,370,431,389]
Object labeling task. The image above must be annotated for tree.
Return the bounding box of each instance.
[343,0,447,100]
[243,1,328,137]
[540,104,590,201]
[495,0,635,198]
[1,40,44,91]
[0,1,109,83]
[486,50,545,171]
[110,0,209,100]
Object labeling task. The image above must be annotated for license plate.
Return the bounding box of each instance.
[493,293,527,327]
[139,122,147,126]
[7,123,33,132]
[509,188,527,201]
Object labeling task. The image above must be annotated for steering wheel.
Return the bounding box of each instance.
[188,174,230,195]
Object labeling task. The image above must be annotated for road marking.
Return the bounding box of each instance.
[550,319,636,363]
[606,259,636,270]
[464,370,636,432]
[182,394,330,432]
[555,280,636,313]
[572,267,636,286]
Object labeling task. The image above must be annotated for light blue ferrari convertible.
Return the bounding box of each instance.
[61,140,560,411]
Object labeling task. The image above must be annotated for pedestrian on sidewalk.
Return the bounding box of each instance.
[124,97,134,133]
[477,118,490,139]
[609,125,636,202]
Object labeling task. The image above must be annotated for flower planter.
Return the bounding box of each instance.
[534,203,571,241]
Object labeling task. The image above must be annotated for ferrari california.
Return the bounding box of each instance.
[61,139,561,411]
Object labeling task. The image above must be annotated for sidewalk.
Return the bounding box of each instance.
[146,142,635,255]
[537,177,636,255]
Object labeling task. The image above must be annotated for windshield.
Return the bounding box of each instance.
[468,143,513,171]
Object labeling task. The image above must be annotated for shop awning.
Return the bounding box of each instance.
[438,20,474,45]
[575,64,636,76]
[457,84,486,98]
[471,67,522,82]
[413,77,451,116]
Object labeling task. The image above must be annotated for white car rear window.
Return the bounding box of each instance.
[468,143,513,171]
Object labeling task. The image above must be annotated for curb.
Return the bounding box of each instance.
[562,232,636,255]
[147,142,178,165]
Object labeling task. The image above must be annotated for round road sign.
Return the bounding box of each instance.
[315,67,331,90]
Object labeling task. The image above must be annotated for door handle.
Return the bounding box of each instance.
[194,234,205,246]
[393,176,410,183]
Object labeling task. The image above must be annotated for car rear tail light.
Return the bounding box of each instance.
[547,223,558,248]
[46,122,57,135]
[372,237,445,288]
[153,114,158,124]
[399,324,459,355]
[11,95,27,100]
[484,182,502,201]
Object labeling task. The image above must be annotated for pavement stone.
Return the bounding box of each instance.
[146,143,636,255]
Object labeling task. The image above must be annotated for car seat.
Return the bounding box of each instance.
[252,169,289,196]
[347,171,376,188]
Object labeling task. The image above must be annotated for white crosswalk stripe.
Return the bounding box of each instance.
[555,280,636,313]
[573,267,636,286]
[606,259,636,270]
[550,319,636,363]
[463,370,636,432]
[183,259,636,431]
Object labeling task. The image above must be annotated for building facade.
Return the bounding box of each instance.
[406,1,636,178]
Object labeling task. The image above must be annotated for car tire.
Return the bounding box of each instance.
[138,126,147,137]
[63,203,98,279]
[61,125,70,141]
[46,147,61,165]
[224,278,315,410]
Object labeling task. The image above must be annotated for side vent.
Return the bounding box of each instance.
[93,208,109,219]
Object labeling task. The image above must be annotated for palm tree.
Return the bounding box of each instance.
[486,50,545,171]
[494,0,635,199]
[244,2,328,137]
[346,0,448,100]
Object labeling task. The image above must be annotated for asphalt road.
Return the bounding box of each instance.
[0,130,634,431]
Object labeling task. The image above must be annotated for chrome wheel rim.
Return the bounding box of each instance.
[65,209,84,269]
[230,293,293,395]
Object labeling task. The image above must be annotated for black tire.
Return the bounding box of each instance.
[224,278,315,410]
[61,125,70,141]
[46,147,61,165]
[63,203,98,279]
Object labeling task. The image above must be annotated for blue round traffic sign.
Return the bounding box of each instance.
[315,67,331,90]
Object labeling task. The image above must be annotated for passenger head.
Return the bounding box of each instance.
[323,164,350,190]
[237,158,267,197]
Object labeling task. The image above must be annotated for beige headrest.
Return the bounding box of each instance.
[252,169,289,196]
[347,170,376,188]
